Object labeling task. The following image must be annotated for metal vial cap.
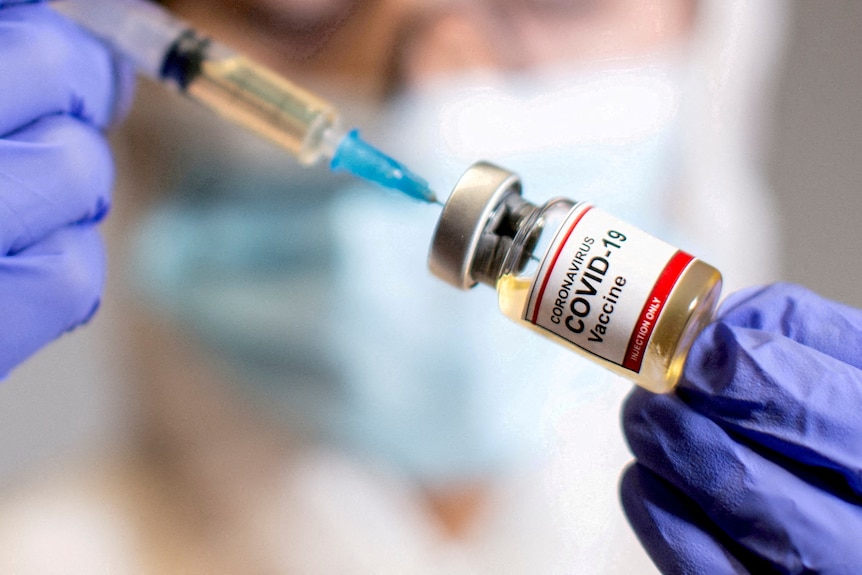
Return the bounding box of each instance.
[428,162,523,290]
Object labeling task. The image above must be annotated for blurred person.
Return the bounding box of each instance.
[0,0,788,573]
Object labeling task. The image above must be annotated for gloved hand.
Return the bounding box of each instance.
[0,1,132,375]
[621,283,862,575]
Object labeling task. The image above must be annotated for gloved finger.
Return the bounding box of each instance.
[0,3,129,133]
[0,223,105,377]
[678,319,862,499]
[620,463,757,575]
[0,114,112,255]
[715,282,862,369]
[624,388,862,573]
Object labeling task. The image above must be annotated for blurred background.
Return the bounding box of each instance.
[767,1,862,309]
[0,0,860,507]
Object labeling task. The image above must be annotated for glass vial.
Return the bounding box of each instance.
[428,162,722,394]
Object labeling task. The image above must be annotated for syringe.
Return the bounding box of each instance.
[52,0,437,203]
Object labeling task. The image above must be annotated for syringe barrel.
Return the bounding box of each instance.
[184,53,343,165]
[57,0,343,166]
[55,0,186,79]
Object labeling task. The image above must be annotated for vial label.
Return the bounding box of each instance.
[524,204,693,373]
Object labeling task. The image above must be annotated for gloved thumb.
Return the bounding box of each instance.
[676,283,862,501]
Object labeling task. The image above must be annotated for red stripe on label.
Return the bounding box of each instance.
[530,206,593,325]
[622,251,694,373]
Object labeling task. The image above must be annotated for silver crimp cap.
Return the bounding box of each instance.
[428,162,524,290]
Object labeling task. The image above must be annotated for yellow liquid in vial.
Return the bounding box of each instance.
[186,57,338,164]
[497,260,722,393]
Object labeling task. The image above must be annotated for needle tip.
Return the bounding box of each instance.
[331,130,437,204]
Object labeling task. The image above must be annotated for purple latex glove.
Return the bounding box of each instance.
[621,283,862,574]
[0,1,132,375]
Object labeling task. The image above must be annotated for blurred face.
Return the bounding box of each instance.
[162,0,695,98]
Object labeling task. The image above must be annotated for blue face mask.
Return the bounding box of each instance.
[133,55,685,485]
[377,56,684,227]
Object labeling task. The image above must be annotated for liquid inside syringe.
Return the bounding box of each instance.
[56,0,437,203]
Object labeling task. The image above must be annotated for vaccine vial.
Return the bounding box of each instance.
[428,162,722,394]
